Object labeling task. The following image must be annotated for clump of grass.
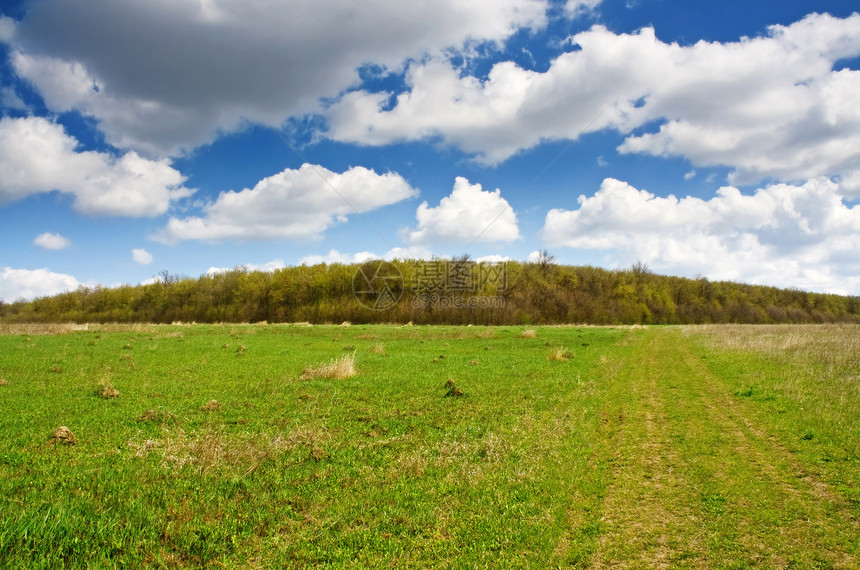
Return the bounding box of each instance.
[236,345,246,356]
[0,378,9,386]
[444,378,464,397]
[469,359,480,365]
[200,399,221,412]
[49,365,63,373]
[97,383,120,399]
[136,409,176,423]
[49,426,77,446]
[302,352,357,380]
[548,346,574,361]
[341,321,352,327]
[311,447,329,461]
[521,329,537,338]
[370,343,386,355]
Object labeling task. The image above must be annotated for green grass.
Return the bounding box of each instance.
[0,324,858,568]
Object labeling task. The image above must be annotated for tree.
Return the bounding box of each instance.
[534,249,555,271]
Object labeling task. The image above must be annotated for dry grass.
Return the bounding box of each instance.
[0,323,163,336]
[199,399,221,412]
[302,353,357,380]
[520,329,537,338]
[548,346,574,361]
[444,378,464,397]
[98,383,120,399]
[49,426,77,445]
[0,323,88,336]
[127,425,331,475]
[685,324,860,373]
[370,343,386,355]
[136,409,177,423]
[0,378,9,386]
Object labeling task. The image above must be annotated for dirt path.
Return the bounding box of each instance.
[588,328,858,568]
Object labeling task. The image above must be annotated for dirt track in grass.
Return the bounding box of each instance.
[589,328,858,568]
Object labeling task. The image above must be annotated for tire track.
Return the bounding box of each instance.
[587,328,859,568]
[659,328,859,567]
[590,332,707,568]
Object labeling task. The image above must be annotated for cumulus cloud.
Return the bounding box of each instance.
[132,248,153,265]
[0,267,80,301]
[541,177,860,294]
[34,232,71,250]
[10,0,547,155]
[401,177,520,245]
[157,164,418,243]
[0,117,193,216]
[327,12,860,185]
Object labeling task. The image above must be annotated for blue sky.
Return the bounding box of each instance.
[1,0,859,301]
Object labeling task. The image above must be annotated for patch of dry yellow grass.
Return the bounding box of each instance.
[127,425,331,475]
[302,352,357,380]
[520,329,536,338]
[98,383,120,399]
[548,346,574,361]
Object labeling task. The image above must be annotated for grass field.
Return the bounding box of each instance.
[0,323,858,568]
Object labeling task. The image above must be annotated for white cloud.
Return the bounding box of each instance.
[11,0,547,156]
[206,259,287,275]
[34,232,71,250]
[298,246,449,265]
[0,117,193,216]
[684,170,696,181]
[299,250,377,266]
[476,254,512,263]
[564,0,602,19]
[157,164,417,243]
[326,12,860,185]
[0,267,80,301]
[379,246,435,261]
[401,177,520,245]
[839,169,860,199]
[132,248,153,265]
[0,16,15,43]
[541,177,860,294]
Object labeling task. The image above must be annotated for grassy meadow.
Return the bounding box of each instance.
[0,323,858,568]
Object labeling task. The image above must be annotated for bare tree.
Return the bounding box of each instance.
[535,249,556,274]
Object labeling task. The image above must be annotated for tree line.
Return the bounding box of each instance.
[1,260,858,325]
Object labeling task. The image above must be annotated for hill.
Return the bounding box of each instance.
[1,260,858,325]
